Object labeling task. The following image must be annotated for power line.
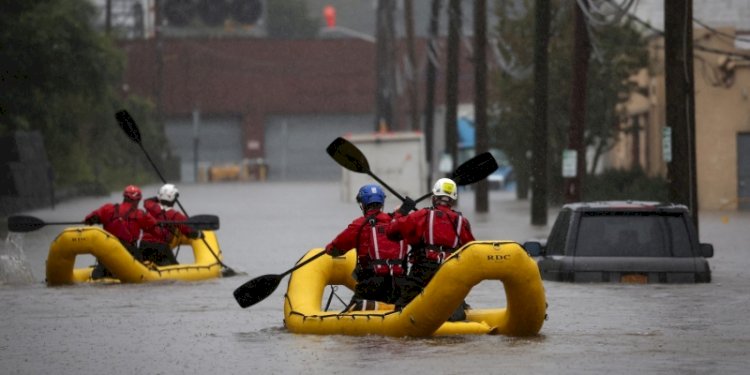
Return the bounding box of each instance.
[599,0,750,61]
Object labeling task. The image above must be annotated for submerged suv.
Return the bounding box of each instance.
[523,201,713,283]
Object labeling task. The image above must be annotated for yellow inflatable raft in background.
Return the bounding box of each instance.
[283,241,546,337]
[45,226,223,285]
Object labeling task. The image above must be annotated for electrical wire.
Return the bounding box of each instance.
[600,0,750,61]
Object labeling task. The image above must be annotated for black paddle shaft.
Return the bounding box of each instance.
[233,250,327,308]
[7,214,220,233]
[326,137,406,201]
[327,137,498,205]
[115,110,187,213]
[114,109,236,276]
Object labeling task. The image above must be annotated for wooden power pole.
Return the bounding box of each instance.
[445,0,461,173]
[424,0,442,186]
[531,0,550,226]
[564,0,590,203]
[474,0,489,213]
[664,0,699,232]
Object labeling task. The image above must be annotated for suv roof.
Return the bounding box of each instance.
[562,201,688,212]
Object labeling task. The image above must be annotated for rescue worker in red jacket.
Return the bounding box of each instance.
[84,185,157,278]
[140,184,202,266]
[325,184,409,311]
[387,178,475,320]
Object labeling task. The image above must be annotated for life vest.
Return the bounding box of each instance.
[418,208,465,263]
[143,199,181,246]
[105,203,139,245]
[358,214,407,276]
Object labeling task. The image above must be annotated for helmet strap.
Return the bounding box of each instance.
[432,196,453,207]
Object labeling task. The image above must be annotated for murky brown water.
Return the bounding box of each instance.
[2,182,748,374]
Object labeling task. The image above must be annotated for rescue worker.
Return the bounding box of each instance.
[140,184,202,266]
[325,184,409,311]
[387,178,475,320]
[84,185,157,278]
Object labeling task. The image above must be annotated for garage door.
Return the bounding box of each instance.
[264,114,374,181]
[165,115,243,182]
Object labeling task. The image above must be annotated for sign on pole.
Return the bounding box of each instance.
[662,126,672,163]
[562,149,577,177]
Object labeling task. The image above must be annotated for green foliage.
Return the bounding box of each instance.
[583,168,669,202]
[266,0,319,39]
[489,0,648,203]
[0,0,165,194]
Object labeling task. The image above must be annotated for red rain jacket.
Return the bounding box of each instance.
[326,209,407,267]
[85,201,157,246]
[387,204,475,250]
[141,197,196,245]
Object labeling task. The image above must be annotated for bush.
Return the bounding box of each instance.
[583,168,669,202]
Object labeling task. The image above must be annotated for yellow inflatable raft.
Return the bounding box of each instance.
[283,241,546,337]
[46,226,224,285]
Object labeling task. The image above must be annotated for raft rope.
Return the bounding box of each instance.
[323,285,348,311]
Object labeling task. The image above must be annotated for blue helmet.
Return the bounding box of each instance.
[356,184,386,206]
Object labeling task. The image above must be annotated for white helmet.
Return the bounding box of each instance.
[432,178,458,201]
[158,184,179,203]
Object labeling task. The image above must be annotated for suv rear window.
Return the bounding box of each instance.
[574,212,694,257]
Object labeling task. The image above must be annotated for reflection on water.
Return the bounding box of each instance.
[1,182,749,374]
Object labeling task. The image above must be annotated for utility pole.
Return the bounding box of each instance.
[155,0,164,124]
[664,0,699,232]
[445,0,461,173]
[531,0,550,226]
[404,0,419,131]
[375,0,397,131]
[564,0,590,203]
[424,0,442,187]
[474,0,489,213]
[105,0,112,35]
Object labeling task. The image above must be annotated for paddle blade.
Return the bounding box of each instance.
[184,214,220,230]
[451,152,498,186]
[7,215,47,232]
[115,110,142,144]
[326,137,370,173]
[7,216,83,232]
[233,274,283,308]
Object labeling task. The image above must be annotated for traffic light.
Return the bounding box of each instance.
[162,0,263,27]
[232,0,263,25]
[163,0,196,27]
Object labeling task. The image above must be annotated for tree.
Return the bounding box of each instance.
[489,0,647,203]
[1,0,166,191]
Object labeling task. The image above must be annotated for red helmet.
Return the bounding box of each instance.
[123,185,142,201]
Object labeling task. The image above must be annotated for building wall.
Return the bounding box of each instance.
[693,29,750,210]
[614,28,750,210]
[118,36,476,180]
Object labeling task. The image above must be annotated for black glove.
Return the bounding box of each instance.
[326,246,347,257]
[398,196,417,216]
[85,216,100,225]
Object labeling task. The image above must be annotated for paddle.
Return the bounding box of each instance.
[413,151,499,203]
[232,140,499,309]
[233,250,327,308]
[326,137,405,201]
[327,137,498,204]
[115,109,239,277]
[8,214,221,233]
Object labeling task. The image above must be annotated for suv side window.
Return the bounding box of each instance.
[546,210,571,255]
[667,214,693,257]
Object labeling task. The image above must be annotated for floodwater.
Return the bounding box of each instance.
[1,181,749,374]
